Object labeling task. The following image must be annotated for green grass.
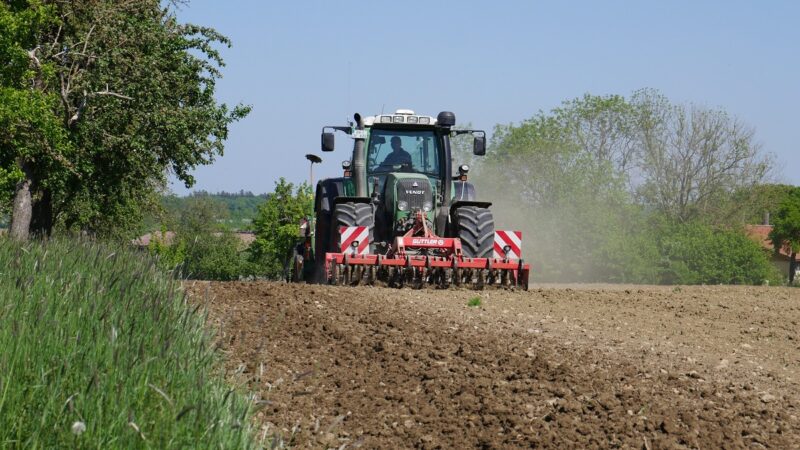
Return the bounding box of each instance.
[467,297,482,307]
[0,237,256,448]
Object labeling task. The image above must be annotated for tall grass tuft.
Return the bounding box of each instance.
[0,237,255,448]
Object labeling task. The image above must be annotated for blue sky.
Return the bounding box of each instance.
[171,0,800,194]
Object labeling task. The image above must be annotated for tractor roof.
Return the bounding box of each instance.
[362,109,437,127]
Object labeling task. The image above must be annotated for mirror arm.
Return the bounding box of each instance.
[451,129,485,137]
[322,126,352,135]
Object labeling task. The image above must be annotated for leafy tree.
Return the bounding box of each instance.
[731,183,796,225]
[0,0,250,239]
[630,89,772,224]
[769,187,800,284]
[479,100,637,282]
[554,93,638,175]
[149,196,254,280]
[178,196,230,237]
[0,165,23,219]
[249,178,313,279]
[150,191,268,231]
[657,221,779,285]
[477,90,777,284]
[0,2,71,239]
[181,232,252,281]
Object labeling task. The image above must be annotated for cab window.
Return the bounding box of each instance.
[367,129,440,177]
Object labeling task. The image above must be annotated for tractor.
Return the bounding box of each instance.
[293,109,529,289]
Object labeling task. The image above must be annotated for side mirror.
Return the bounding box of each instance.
[321,132,335,152]
[473,135,486,156]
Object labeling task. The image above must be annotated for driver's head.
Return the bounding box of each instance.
[390,136,402,151]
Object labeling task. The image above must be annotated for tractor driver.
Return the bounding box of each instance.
[380,136,412,168]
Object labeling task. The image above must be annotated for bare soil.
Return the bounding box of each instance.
[186,282,800,449]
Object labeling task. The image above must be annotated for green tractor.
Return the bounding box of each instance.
[295,109,529,289]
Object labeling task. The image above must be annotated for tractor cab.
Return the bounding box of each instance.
[321,110,485,240]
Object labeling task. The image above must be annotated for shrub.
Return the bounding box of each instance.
[148,197,254,280]
[249,178,313,279]
[182,232,256,281]
[656,222,780,285]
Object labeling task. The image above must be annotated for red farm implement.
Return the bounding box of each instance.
[325,212,530,289]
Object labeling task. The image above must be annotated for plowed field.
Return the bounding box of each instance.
[186,282,800,449]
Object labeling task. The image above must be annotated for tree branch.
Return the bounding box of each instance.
[91,88,133,101]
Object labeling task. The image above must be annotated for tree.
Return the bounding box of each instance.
[554,94,638,175]
[0,3,71,239]
[480,105,636,282]
[178,196,230,237]
[249,179,313,279]
[657,221,778,285]
[631,89,772,224]
[0,1,250,239]
[769,187,800,284]
[149,196,253,280]
[729,183,795,225]
[476,90,777,283]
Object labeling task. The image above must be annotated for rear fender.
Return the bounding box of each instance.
[315,178,345,214]
[447,201,492,237]
[449,200,492,215]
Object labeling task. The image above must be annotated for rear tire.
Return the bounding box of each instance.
[311,179,343,283]
[312,211,331,283]
[332,202,374,252]
[453,206,494,258]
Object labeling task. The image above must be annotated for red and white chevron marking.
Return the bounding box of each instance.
[493,230,522,259]
[339,226,369,255]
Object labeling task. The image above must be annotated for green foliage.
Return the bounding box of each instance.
[182,232,255,281]
[467,297,482,307]
[153,181,313,281]
[477,91,779,285]
[249,178,313,279]
[0,237,254,448]
[730,184,795,225]
[769,187,800,255]
[769,187,800,284]
[0,1,250,238]
[152,191,267,232]
[149,197,254,280]
[147,227,186,271]
[481,98,638,282]
[0,164,22,218]
[656,221,780,285]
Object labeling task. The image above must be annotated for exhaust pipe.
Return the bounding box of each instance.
[353,113,367,197]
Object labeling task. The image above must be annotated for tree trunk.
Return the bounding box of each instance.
[9,163,33,241]
[31,187,53,237]
[791,252,797,285]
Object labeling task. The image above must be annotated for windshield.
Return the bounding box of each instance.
[367,129,441,177]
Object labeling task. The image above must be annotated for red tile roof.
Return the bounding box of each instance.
[745,225,796,259]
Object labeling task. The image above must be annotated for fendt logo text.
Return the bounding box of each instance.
[405,190,425,195]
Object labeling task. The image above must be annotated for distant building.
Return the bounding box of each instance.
[745,224,798,282]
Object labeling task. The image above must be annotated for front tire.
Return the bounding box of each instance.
[453,206,494,258]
